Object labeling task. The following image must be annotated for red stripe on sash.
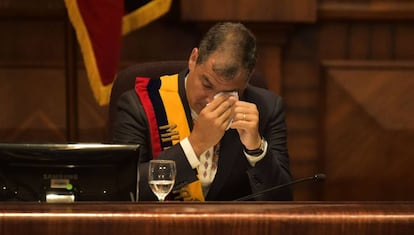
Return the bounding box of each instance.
[135,77,162,158]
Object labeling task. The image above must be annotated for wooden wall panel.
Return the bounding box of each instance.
[322,61,414,200]
[77,70,109,142]
[371,24,394,59]
[180,0,317,22]
[120,21,198,63]
[319,0,414,20]
[395,24,414,58]
[283,18,414,200]
[348,24,372,59]
[0,21,65,66]
[0,69,66,142]
[318,23,349,59]
[0,8,67,142]
[281,26,322,200]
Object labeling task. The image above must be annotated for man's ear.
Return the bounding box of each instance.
[188,48,198,71]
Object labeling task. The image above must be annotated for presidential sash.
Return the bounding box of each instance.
[135,74,204,201]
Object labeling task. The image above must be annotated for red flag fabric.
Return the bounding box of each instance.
[64,0,172,105]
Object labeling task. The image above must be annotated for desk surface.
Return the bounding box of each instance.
[1,201,414,235]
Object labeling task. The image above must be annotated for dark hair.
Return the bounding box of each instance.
[196,22,257,80]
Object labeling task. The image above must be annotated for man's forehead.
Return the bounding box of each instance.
[205,58,246,80]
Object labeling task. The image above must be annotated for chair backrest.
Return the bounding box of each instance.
[108,60,267,139]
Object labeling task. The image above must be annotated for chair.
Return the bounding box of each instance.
[108,60,267,139]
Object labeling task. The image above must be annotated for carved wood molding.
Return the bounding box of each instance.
[180,0,317,23]
[319,2,414,20]
[321,59,414,130]
[321,60,414,69]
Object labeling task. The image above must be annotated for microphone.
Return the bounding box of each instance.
[234,173,326,201]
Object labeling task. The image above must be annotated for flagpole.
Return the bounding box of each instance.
[65,16,79,142]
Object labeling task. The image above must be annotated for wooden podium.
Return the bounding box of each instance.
[1,202,414,235]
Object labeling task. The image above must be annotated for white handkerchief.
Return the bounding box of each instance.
[214,91,239,130]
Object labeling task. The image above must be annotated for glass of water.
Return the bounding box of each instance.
[148,159,176,201]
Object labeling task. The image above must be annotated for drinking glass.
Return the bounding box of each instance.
[148,159,176,201]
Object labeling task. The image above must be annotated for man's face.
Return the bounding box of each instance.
[186,48,248,114]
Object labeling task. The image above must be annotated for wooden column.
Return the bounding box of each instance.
[251,24,292,95]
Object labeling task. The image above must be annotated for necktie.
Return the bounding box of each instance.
[199,143,220,187]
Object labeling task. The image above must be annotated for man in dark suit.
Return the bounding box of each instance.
[112,22,292,201]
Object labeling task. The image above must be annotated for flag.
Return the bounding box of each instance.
[64,0,172,106]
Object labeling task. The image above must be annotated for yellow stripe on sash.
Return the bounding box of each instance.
[159,74,205,202]
[159,74,190,144]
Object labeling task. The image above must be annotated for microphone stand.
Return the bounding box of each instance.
[234,173,326,201]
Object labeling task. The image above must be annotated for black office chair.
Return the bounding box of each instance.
[108,60,267,139]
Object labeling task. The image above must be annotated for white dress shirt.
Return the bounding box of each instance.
[179,75,267,196]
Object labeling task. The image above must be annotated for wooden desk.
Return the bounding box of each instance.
[1,202,414,235]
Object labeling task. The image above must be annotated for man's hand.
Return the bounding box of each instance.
[188,94,237,156]
[230,101,262,150]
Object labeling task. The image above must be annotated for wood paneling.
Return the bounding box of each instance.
[0,21,65,65]
[319,1,414,20]
[77,70,109,142]
[283,18,414,200]
[180,0,317,22]
[0,69,66,142]
[395,24,414,58]
[321,61,414,200]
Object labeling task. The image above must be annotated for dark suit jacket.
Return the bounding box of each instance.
[112,70,292,201]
